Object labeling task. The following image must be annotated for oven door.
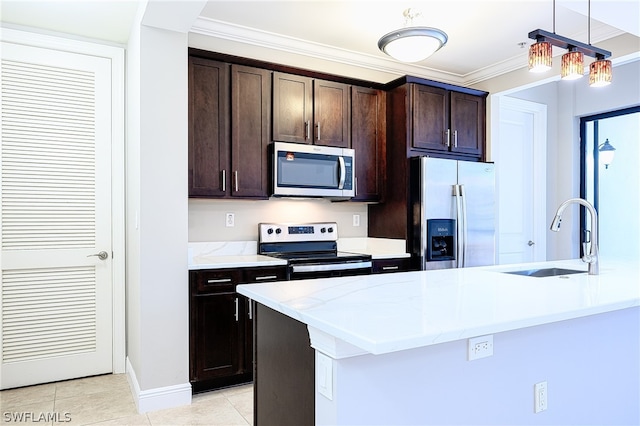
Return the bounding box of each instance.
[288,259,372,280]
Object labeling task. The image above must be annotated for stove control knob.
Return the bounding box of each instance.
[267,228,274,235]
[327,227,334,233]
[320,227,326,233]
[275,228,282,234]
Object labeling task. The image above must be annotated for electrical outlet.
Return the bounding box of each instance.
[468,335,493,360]
[534,381,548,413]
[225,212,235,227]
[353,214,360,227]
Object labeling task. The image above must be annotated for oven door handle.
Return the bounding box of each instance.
[291,261,372,273]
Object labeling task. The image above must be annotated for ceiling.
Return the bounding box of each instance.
[2,0,639,84]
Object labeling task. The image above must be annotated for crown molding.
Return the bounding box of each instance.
[190,17,466,85]
[190,16,627,87]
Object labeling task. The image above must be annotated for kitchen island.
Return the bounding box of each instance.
[237,259,640,425]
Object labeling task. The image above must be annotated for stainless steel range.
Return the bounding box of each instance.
[258,222,372,280]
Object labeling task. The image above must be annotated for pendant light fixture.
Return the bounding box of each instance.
[598,139,616,168]
[378,8,448,63]
[529,41,553,72]
[529,0,556,72]
[561,48,584,80]
[587,0,612,87]
[528,0,612,86]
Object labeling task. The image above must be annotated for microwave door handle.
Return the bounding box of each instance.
[337,156,346,189]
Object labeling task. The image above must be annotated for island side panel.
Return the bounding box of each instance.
[254,303,315,425]
[315,306,639,425]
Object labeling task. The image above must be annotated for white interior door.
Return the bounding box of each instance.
[1,41,113,389]
[496,96,547,265]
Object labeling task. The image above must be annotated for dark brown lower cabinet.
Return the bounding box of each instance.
[189,266,285,393]
[254,303,315,426]
[372,257,414,274]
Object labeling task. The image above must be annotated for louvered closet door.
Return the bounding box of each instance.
[1,41,112,389]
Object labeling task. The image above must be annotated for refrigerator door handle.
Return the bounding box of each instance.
[459,184,468,268]
[453,184,464,268]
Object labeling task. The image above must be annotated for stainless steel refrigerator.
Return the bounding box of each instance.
[410,157,496,270]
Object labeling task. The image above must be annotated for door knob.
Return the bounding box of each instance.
[88,251,109,260]
[528,240,535,246]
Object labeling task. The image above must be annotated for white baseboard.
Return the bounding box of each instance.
[126,357,192,414]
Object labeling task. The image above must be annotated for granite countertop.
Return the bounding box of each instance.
[236,258,640,356]
[188,238,409,270]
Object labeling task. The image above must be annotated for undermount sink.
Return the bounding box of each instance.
[503,267,586,278]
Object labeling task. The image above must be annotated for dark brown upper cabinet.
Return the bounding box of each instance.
[189,57,229,198]
[410,83,486,159]
[188,56,271,199]
[230,64,271,198]
[272,72,350,148]
[351,86,386,202]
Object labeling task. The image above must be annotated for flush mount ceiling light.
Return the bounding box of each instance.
[378,8,448,63]
[598,139,616,168]
[528,0,612,86]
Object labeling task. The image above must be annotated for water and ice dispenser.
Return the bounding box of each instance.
[426,219,456,262]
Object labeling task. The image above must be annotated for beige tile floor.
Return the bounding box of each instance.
[0,374,253,425]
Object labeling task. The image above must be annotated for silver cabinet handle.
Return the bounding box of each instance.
[248,300,253,320]
[207,278,232,284]
[317,122,321,141]
[221,169,226,192]
[234,298,239,322]
[254,275,277,281]
[454,130,458,148]
[305,121,310,140]
[446,129,451,147]
[355,177,358,196]
[87,251,108,260]
[234,171,238,192]
[382,265,399,271]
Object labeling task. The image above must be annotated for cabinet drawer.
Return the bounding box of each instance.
[372,258,413,274]
[243,266,287,283]
[193,269,241,294]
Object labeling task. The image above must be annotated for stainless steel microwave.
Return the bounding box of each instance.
[272,142,355,199]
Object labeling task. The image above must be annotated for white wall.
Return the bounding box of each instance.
[189,199,368,242]
[126,18,191,412]
[479,60,640,261]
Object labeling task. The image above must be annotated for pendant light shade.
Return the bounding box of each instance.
[528,41,552,72]
[378,9,447,63]
[561,49,584,80]
[598,139,616,168]
[589,57,612,87]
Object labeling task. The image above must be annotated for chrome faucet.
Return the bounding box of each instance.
[550,198,599,275]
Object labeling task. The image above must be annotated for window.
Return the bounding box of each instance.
[580,106,640,261]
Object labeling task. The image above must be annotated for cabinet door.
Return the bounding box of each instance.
[411,84,449,152]
[314,80,350,147]
[351,86,385,202]
[272,72,313,144]
[231,65,271,198]
[188,57,230,197]
[450,92,485,157]
[193,292,243,382]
